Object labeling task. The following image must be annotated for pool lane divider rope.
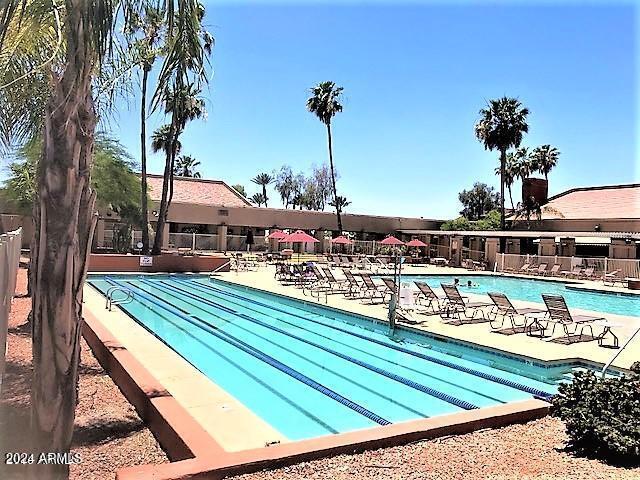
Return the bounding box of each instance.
[184,278,554,401]
[104,277,392,427]
[152,279,479,411]
[165,279,507,404]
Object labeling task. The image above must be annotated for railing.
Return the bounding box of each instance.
[168,232,195,250]
[462,248,485,262]
[195,234,218,251]
[1,228,22,393]
[497,253,640,279]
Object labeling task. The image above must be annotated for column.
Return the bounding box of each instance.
[484,237,499,270]
[314,229,326,254]
[217,224,228,252]
[450,235,463,266]
[94,218,105,249]
[506,238,521,254]
[559,238,576,257]
[161,226,170,251]
[538,238,556,256]
[610,239,636,259]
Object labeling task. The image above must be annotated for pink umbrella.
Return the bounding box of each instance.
[406,238,427,247]
[331,235,353,245]
[380,235,405,246]
[267,229,287,240]
[279,230,319,261]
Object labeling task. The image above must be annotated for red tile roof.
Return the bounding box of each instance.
[541,183,640,220]
[146,175,251,208]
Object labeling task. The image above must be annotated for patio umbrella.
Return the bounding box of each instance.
[331,234,353,255]
[406,239,427,248]
[380,235,405,246]
[279,230,319,261]
[267,230,287,239]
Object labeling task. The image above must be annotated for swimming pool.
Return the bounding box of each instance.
[89,274,576,441]
[394,274,640,318]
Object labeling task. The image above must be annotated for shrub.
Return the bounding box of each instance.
[551,362,640,461]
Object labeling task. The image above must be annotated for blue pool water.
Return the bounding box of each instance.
[89,274,581,441]
[395,274,640,318]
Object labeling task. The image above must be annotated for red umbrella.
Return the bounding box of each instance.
[331,235,353,245]
[406,238,427,247]
[279,230,319,261]
[279,230,319,244]
[267,229,287,240]
[380,235,405,246]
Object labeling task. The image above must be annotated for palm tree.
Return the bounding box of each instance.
[0,1,211,469]
[307,81,344,232]
[250,192,266,207]
[497,153,517,211]
[512,147,532,180]
[232,184,247,197]
[530,144,560,180]
[174,155,201,177]
[128,6,165,255]
[251,172,274,207]
[151,124,182,157]
[329,195,351,213]
[474,97,529,231]
[151,83,207,255]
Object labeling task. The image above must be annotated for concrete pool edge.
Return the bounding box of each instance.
[82,283,553,480]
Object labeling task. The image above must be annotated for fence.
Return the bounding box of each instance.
[497,253,640,279]
[1,228,22,393]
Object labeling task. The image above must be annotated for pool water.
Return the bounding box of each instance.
[396,274,639,318]
[89,274,580,441]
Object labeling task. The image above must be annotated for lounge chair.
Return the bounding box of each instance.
[487,292,546,331]
[532,263,548,275]
[440,283,491,323]
[360,273,390,304]
[543,264,561,276]
[560,265,582,278]
[341,269,367,298]
[375,257,395,272]
[505,262,530,273]
[578,267,596,280]
[414,281,445,313]
[394,286,430,324]
[527,294,602,343]
[302,265,345,298]
[603,270,625,286]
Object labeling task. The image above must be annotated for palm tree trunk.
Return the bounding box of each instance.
[262,185,268,208]
[508,185,514,211]
[140,67,150,254]
[499,149,507,253]
[151,115,178,255]
[30,12,98,475]
[326,123,342,233]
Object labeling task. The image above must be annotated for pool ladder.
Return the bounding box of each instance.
[105,286,134,311]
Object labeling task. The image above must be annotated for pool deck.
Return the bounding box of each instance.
[215,265,640,370]
[80,266,638,480]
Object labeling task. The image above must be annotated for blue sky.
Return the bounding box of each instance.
[104,0,637,219]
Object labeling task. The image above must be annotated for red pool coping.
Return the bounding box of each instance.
[82,305,551,480]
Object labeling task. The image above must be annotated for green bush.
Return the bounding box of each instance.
[551,362,640,461]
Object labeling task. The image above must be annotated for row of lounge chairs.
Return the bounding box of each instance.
[507,262,628,285]
[279,264,618,347]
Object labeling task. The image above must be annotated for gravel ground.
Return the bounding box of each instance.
[235,417,639,480]
[0,268,168,480]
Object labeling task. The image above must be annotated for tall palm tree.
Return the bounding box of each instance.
[151,124,182,157]
[474,97,529,231]
[251,172,273,207]
[174,155,201,177]
[128,6,165,255]
[530,144,560,180]
[497,153,517,211]
[0,2,210,471]
[151,83,207,255]
[307,81,344,232]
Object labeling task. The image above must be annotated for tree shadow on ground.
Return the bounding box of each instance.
[72,414,146,447]
[555,444,640,469]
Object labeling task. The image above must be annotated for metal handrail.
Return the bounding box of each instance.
[208,259,232,278]
[105,286,134,311]
[601,326,640,378]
